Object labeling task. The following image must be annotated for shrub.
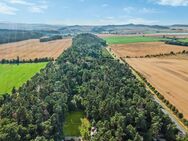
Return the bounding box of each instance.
[40,35,62,42]
[177,113,184,119]
[174,109,178,115]
[171,106,176,112]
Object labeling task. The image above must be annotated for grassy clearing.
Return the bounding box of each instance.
[104,36,164,44]
[0,63,47,95]
[179,38,188,42]
[63,111,84,137]
[102,48,112,58]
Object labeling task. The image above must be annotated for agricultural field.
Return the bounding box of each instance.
[0,33,187,140]
[179,38,188,42]
[104,36,164,44]
[126,57,188,119]
[109,42,188,57]
[98,33,188,39]
[63,111,84,136]
[0,38,72,60]
[0,63,47,94]
[107,35,188,121]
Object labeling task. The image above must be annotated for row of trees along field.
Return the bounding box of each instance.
[125,50,188,58]
[0,34,187,141]
[0,57,55,64]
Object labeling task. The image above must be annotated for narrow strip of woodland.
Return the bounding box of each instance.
[0,34,185,141]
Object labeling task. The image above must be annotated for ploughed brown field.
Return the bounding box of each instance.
[109,42,188,57]
[0,38,72,60]
[126,57,188,119]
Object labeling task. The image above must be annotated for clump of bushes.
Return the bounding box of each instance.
[40,35,62,42]
[165,39,188,46]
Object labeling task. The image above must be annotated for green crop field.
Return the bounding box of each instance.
[0,63,47,95]
[104,36,164,44]
[63,111,84,136]
[179,38,188,42]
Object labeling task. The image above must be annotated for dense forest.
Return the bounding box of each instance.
[0,29,43,44]
[0,34,186,141]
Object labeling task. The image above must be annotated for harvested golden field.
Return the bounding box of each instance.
[0,38,72,60]
[126,57,188,119]
[109,42,188,57]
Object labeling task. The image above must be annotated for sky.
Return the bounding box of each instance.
[0,0,188,25]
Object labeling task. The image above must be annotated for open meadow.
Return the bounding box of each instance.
[0,38,72,60]
[0,63,47,94]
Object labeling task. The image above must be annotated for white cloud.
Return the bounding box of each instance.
[96,16,158,25]
[29,5,48,13]
[0,2,18,15]
[123,7,159,14]
[152,0,188,6]
[140,8,159,13]
[127,18,158,24]
[106,16,114,20]
[7,0,33,6]
[45,16,159,26]
[101,4,108,7]
[5,0,49,14]
[123,7,135,13]
[62,6,69,9]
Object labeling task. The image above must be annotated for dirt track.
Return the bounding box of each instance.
[109,42,188,57]
[126,57,188,119]
[0,38,72,60]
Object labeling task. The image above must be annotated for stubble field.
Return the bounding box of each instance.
[106,36,188,119]
[126,57,188,119]
[0,38,72,60]
[109,42,188,57]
